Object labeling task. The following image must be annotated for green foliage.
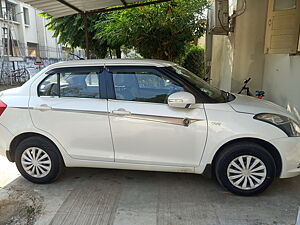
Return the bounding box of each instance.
[41,0,208,60]
[41,13,109,58]
[95,0,208,61]
[182,45,205,77]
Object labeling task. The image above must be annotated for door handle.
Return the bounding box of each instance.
[33,104,52,111]
[111,108,131,116]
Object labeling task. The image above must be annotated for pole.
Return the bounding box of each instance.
[82,13,90,59]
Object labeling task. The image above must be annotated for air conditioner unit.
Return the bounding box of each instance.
[208,0,229,35]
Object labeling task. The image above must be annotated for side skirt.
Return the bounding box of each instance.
[64,159,197,174]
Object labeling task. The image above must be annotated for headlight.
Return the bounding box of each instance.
[254,113,300,137]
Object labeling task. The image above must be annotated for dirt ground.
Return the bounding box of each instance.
[0,187,43,225]
[0,153,43,225]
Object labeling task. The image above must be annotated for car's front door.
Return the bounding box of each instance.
[107,66,207,167]
[29,67,114,161]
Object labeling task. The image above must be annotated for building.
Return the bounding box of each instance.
[0,0,84,79]
[207,0,300,120]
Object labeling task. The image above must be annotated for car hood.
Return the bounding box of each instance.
[228,94,297,120]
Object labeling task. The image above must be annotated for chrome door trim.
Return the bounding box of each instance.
[23,106,108,116]
[51,108,108,116]
[15,106,201,126]
[109,112,202,127]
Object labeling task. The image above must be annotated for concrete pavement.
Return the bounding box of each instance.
[1,154,300,225]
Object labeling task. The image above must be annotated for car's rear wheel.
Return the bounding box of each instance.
[215,142,276,196]
[15,136,64,183]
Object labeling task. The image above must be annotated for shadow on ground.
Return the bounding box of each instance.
[1,167,299,225]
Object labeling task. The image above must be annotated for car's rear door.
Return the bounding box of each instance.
[29,67,114,161]
[106,66,207,167]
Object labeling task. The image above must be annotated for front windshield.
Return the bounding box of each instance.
[169,65,229,103]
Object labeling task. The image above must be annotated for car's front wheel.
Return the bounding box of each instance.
[215,142,276,196]
[15,136,64,183]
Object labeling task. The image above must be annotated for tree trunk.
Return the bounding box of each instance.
[109,48,113,59]
[115,47,121,59]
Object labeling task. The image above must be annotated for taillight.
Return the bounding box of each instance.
[0,100,7,116]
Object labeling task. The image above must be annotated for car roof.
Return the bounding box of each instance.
[46,59,177,70]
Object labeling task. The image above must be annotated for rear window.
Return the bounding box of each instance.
[38,68,101,99]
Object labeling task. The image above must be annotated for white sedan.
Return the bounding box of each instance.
[0,59,299,196]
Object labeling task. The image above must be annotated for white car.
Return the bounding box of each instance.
[0,59,299,196]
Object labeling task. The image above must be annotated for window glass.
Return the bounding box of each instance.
[0,1,3,18]
[113,71,184,103]
[85,73,98,86]
[39,74,58,97]
[38,71,100,98]
[23,7,30,25]
[169,65,230,103]
[274,0,296,10]
[7,2,17,21]
[27,42,38,57]
[60,72,99,98]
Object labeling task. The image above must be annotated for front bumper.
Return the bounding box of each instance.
[270,137,300,178]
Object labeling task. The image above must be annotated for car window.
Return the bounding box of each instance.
[60,72,99,98]
[112,71,184,103]
[38,70,100,99]
[39,74,58,97]
[169,65,230,103]
[85,73,98,86]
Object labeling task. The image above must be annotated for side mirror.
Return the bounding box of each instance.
[168,92,196,108]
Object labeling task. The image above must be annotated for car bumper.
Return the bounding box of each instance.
[0,124,13,158]
[270,137,300,178]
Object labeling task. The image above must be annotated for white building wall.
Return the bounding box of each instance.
[22,6,38,44]
[0,0,85,78]
[210,0,238,91]
[35,11,60,59]
[263,55,300,120]
[210,35,234,91]
[230,0,268,92]
[0,0,67,59]
[210,0,268,93]
[210,0,300,120]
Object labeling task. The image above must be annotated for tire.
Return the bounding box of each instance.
[215,142,276,196]
[15,136,64,184]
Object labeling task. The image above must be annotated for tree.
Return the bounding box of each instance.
[96,0,208,61]
[182,45,205,77]
[42,0,208,60]
[42,13,111,58]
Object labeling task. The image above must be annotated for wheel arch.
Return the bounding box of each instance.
[8,132,65,165]
[211,137,282,177]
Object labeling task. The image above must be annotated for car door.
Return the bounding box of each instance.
[106,66,207,167]
[29,67,114,161]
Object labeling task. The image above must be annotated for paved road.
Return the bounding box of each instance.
[1,155,300,225]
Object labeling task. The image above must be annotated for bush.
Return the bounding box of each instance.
[182,46,205,78]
